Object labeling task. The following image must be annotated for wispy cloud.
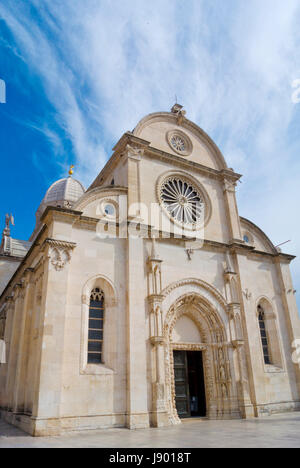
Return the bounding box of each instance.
[0,0,300,306]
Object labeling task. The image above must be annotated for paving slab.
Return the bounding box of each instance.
[0,412,300,448]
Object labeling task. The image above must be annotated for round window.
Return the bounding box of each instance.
[166,130,192,156]
[159,177,205,226]
[104,204,115,217]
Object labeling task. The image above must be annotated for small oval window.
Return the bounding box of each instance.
[104,204,115,216]
[244,235,250,243]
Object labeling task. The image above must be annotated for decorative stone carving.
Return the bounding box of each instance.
[43,239,76,271]
[185,249,194,261]
[170,103,187,126]
[126,144,144,161]
[243,289,252,300]
[161,278,228,309]
[82,295,90,306]
[148,238,163,296]
[223,179,237,194]
[163,292,237,422]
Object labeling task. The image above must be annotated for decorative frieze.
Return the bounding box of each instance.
[43,238,76,271]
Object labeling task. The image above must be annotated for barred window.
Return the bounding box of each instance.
[258,305,271,365]
[88,288,104,364]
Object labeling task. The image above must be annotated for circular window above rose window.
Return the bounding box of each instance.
[167,130,193,156]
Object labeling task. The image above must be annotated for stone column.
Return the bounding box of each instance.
[275,257,300,395]
[5,284,25,412]
[24,277,39,415]
[229,249,258,417]
[126,235,150,429]
[224,256,255,418]
[147,237,169,427]
[13,269,33,413]
[0,296,13,408]
[31,239,76,435]
[223,178,243,243]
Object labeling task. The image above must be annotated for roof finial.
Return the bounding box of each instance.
[171,103,186,125]
[3,214,14,237]
[69,165,75,177]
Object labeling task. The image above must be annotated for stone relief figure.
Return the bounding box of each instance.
[221,384,228,399]
[220,365,226,381]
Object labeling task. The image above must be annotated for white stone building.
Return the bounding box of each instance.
[0,105,299,436]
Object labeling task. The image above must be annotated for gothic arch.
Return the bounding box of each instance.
[82,274,118,308]
[162,278,228,308]
[80,275,118,375]
[163,290,239,423]
[255,296,284,368]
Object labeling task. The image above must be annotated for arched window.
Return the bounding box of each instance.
[258,305,271,365]
[88,288,105,364]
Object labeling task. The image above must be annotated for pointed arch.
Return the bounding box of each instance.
[162,290,240,423]
[80,275,118,375]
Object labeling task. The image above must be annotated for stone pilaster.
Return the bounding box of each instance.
[126,145,143,221]
[147,238,169,427]
[13,269,34,413]
[274,257,300,394]
[223,178,243,243]
[126,235,150,429]
[5,283,25,412]
[31,239,76,434]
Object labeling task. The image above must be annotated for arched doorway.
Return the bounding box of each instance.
[173,349,207,418]
[163,293,240,422]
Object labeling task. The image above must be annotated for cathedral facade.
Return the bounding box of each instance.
[0,105,299,436]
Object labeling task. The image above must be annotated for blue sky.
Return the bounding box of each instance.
[0,0,300,308]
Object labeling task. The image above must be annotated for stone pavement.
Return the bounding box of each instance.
[0,412,300,448]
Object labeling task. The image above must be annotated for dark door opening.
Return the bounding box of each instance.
[173,350,206,419]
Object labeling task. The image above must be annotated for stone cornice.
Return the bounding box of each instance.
[42,238,77,250]
[0,255,22,262]
[74,186,127,211]
[0,225,47,304]
[143,146,242,182]
[41,206,83,224]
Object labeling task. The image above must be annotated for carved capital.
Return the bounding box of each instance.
[126,144,144,161]
[224,271,237,283]
[148,294,164,305]
[232,339,245,349]
[223,179,237,193]
[82,294,90,306]
[227,302,241,318]
[150,336,165,346]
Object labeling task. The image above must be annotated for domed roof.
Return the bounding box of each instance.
[30,175,86,242]
[43,176,85,206]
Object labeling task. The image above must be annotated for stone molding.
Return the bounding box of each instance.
[163,292,236,423]
[43,238,76,271]
[161,277,228,310]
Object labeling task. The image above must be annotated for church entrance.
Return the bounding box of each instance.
[173,350,206,419]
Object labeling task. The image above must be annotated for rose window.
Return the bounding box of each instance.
[171,135,186,152]
[160,178,204,225]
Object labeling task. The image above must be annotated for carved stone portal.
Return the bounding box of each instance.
[163,293,241,423]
